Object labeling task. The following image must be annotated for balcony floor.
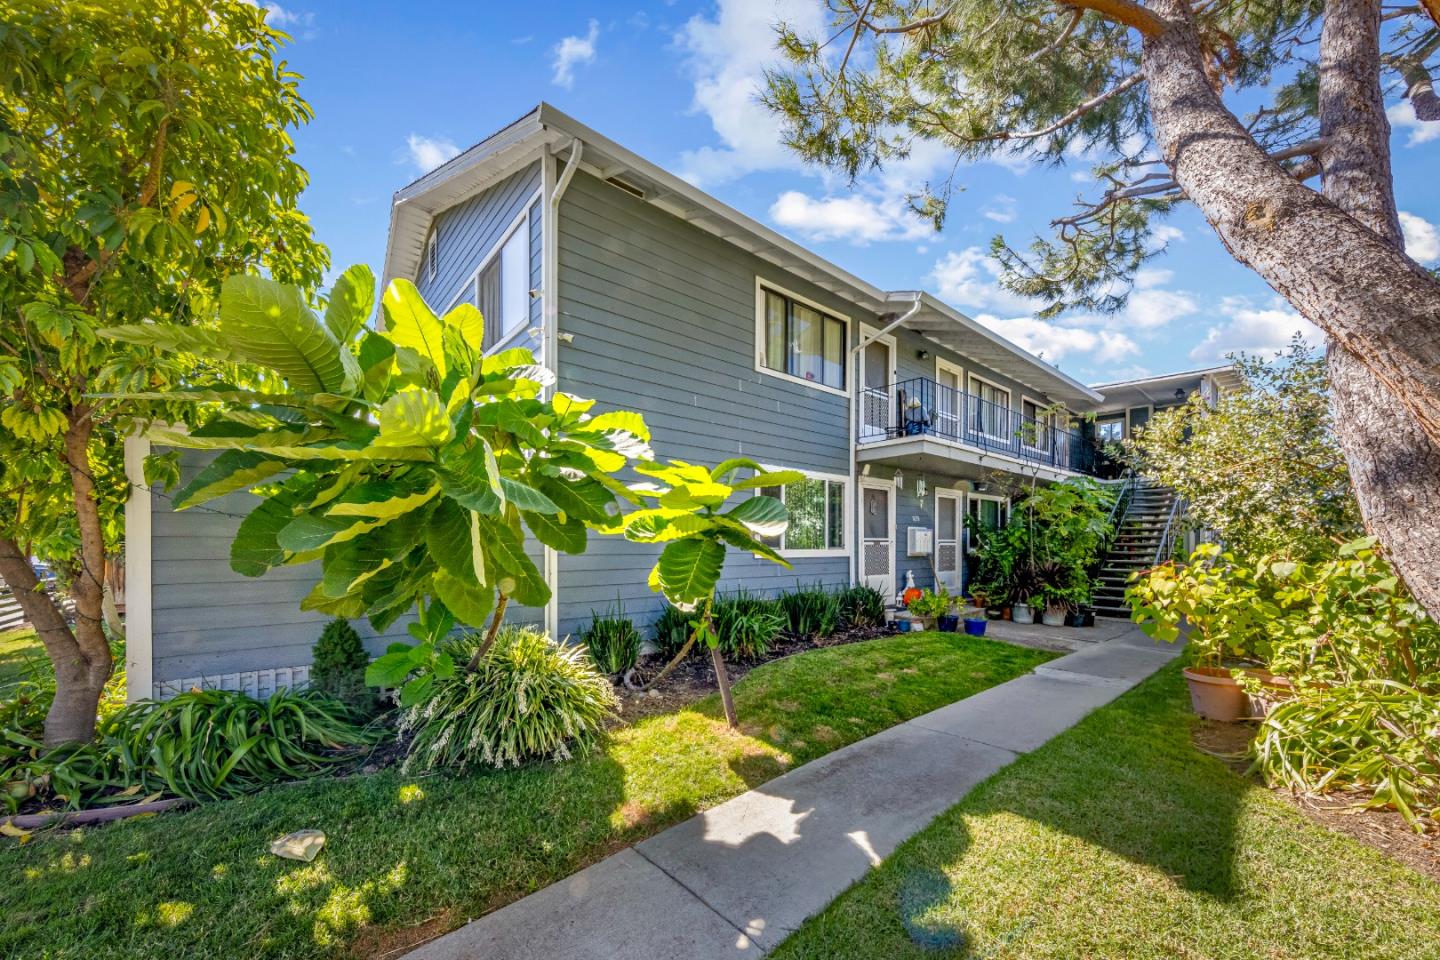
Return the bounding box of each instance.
[856,434,1080,483]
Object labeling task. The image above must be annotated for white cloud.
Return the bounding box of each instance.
[405,134,460,174]
[770,191,930,244]
[982,194,1017,223]
[1120,287,1198,330]
[929,247,1043,316]
[1400,210,1440,263]
[972,314,1140,364]
[1188,297,1324,362]
[1148,224,1185,249]
[674,0,825,185]
[551,19,599,89]
[1388,101,1440,147]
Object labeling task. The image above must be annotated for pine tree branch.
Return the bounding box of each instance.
[1026,7,1085,62]
[1064,0,1168,36]
[996,72,1148,142]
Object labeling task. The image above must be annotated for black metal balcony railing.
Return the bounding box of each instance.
[859,377,1101,475]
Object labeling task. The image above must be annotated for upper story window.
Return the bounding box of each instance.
[1097,418,1125,442]
[756,281,847,394]
[423,230,438,284]
[476,224,530,351]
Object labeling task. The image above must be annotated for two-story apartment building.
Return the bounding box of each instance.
[121,104,1205,699]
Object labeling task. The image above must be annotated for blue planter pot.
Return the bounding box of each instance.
[937,614,960,633]
[963,618,988,637]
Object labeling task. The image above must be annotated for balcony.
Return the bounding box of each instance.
[858,377,1101,477]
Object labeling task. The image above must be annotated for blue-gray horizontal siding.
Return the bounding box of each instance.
[553,169,856,638]
[417,162,541,310]
[148,449,416,685]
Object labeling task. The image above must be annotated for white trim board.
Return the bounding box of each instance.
[123,434,153,704]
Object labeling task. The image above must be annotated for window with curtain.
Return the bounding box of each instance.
[757,473,846,552]
[971,377,1011,438]
[474,225,530,351]
[758,287,846,390]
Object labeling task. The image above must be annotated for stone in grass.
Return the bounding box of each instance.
[899,867,967,951]
[269,829,326,862]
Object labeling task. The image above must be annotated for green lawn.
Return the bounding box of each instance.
[0,627,43,693]
[0,631,1050,959]
[772,662,1440,960]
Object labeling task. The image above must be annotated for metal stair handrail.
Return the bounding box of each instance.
[1152,494,1186,566]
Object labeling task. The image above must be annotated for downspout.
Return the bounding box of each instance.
[849,292,922,589]
[541,136,582,640]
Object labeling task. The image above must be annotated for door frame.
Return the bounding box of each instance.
[934,357,965,438]
[858,323,897,442]
[933,486,964,594]
[858,475,897,601]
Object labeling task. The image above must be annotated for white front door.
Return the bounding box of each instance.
[934,489,962,593]
[859,479,895,600]
[858,326,895,441]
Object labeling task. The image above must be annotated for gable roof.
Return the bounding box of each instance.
[382,103,1103,407]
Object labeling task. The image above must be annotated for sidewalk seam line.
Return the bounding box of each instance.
[631,843,769,955]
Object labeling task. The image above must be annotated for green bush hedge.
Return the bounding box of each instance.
[581,608,642,675]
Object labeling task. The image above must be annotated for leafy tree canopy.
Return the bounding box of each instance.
[1135,338,1362,557]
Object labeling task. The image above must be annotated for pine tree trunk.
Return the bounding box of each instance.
[1142,0,1440,616]
[1314,0,1440,615]
[1141,0,1440,450]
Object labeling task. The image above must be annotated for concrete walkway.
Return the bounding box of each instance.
[406,624,1181,960]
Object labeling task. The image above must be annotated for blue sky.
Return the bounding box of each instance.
[267,0,1440,385]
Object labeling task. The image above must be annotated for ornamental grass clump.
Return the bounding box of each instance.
[712,590,785,660]
[838,585,886,628]
[580,608,642,675]
[780,584,841,639]
[400,627,617,772]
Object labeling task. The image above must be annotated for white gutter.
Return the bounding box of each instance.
[852,292,923,356]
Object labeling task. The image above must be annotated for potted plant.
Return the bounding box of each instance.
[1009,563,1045,624]
[906,589,952,631]
[1127,544,1264,722]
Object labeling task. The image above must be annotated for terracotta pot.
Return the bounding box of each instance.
[1182,666,1248,722]
[1240,668,1296,717]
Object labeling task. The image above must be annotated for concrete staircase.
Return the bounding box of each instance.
[1090,480,1177,618]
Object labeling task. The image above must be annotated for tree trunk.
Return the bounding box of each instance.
[1142,0,1440,617]
[47,408,113,745]
[1314,0,1440,615]
[1140,0,1440,453]
[710,644,738,728]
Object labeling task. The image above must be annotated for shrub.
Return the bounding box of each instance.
[838,585,886,628]
[780,584,841,639]
[653,604,694,658]
[906,588,953,620]
[713,590,785,659]
[311,619,373,712]
[581,608,642,675]
[1253,681,1440,829]
[400,627,617,772]
[106,688,383,802]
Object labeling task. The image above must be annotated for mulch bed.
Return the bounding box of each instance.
[1191,717,1440,882]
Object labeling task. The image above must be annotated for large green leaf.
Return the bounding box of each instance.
[537,475,616,525]
[732,469,806,491]
[624,512,713,543]
[499,477,560,514]
[521,509,588,554]
[172,450,286,509]
[327,480,440,519]
[276,513,386,553]
[325,264,375,342]
[230,481,309,577]
[99,323,238,362]
[586,409,651,441]
[374,388,454,447]
[437,443,502,514]
[219,274,350,393]
[654,538,725,609]
[723,494,789,538]
[382,279,447,382]
[713,521,791,568]
[476,516,549,607]
[425,500,479,581]
[432,567,496,627]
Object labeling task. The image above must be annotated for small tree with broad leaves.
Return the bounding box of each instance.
[619,459,801,726]
[104,270,795,724]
